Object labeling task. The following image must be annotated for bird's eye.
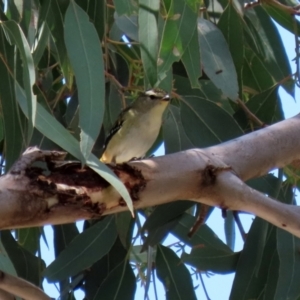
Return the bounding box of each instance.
[149,95,157,100]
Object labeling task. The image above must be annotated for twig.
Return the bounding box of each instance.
[233,211,247,242]
[104,71,124,90]
[199,273,211,300]
[236,98,265,128]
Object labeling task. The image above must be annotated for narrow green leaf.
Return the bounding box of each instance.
[0,233,17,276]
[264,249,279,300]
[44,216,117,281]
[180,96,244,148]
[114,13,138,41]
[275,229,300,299]
[218,3,244,94]
[142,219,178,250]
[174,76,235,113]
[33,22,50,66]
[275,218,300,298]
[16,83,83,160]
[115,212,134,249]
[172,213,233,251]
[246,7,293,96]
[87,155,134,215]
[262,2,300,35]
[92,259,136,300]
[157,0,197,82]
[0,27,26,171]
[243,47,275,92]
[163,106,194,154]
[143,201,195,232]
[182,246,239,274]
[234,86,283,130]
[156,245,197,300]
[64,1,105,160]
[130,245,157,264]
[17,227,41,254]
[6,1,21,22]
[197,18,238,101]
[53,224,79,298]
[2,231,44,286]
[53,224,79,256]
[181,26,202,88]
[85,0,106,40]
[2,20,36,143]
[139,0,159,86]
[114,0,138,16]
[85,237,131,299]
[230,218,270,300]
[46,0,72,85]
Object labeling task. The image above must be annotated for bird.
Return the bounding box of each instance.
[100,88,170,164]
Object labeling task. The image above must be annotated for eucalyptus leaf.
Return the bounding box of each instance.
[139,0,159,86]
[156,245,197,300]
[64,2,105,160]
[197,18,238,101]
[44,216,117,281]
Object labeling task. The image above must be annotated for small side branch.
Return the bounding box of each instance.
[0,271,51,300]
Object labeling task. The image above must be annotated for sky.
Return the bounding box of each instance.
[39,18,300,300]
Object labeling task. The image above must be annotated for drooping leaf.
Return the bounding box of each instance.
[234,86,283,129]
[163,105,194,154]
[275,229,300,299]
[138,0,159,86]
[44,216,117,281]
[230,218,271,300]
[197,18,239,101]
[182,245,239,274]
[157,0,197,83]
[91,259,136,300]
[0,27,26,171]
[262,1,300,35]
[181,25,202,88]
[156,245,197,300]
[114,0,138,16]
[46,0,72,84]
[17,227,41,254]
[180,96,244,148]
[85,237,136,300]
[1,20,36,143]
[243,47,275,93]
[172,213,233,251]
[1,231,45,287]
[114,13,138,41]
[246,7,293,96]
[115,212,135,249]
[64,1,105,160]
[218,2,244,94]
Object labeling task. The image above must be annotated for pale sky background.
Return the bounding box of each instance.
[39,20,300,300]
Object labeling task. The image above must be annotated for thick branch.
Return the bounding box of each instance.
[206,114,300,180]
[0,116,299,237]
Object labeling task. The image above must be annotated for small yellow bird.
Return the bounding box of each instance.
[101,89,170,164]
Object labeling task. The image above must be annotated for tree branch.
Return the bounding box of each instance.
[0,115,299,237]
[0,271,51,300]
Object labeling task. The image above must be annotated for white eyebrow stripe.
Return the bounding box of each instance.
[145,90,157,96]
